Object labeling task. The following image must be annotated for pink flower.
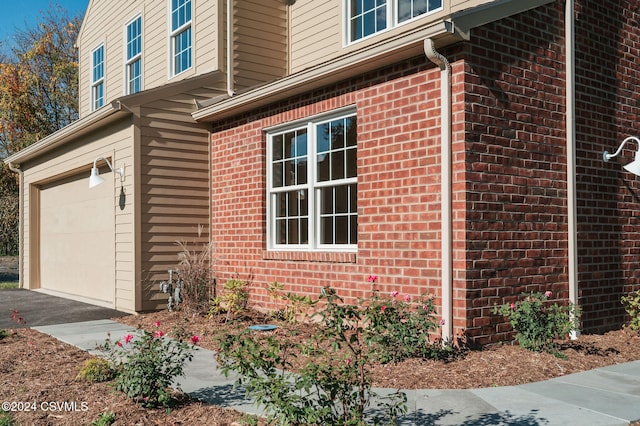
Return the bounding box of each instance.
[439,318,446,326]
[154,330,165,338]
[544,291,553,298]
[190,335,201,345]
[116,341,122,347]
[345,358,352,365]
[153,321,161,327]
[391,291,399,298]
[367,275,378,283]
[403,294,411,302]
[422,305,428,311]
[381,305,387,313]
[510,303,516,309]
[124,334,134,344]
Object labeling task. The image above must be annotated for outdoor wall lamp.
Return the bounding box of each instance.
[89,157,124,188]
[603,136,640,176]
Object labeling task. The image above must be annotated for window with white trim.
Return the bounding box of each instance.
[91,45,105,110]
[348,0,443,43]
[170,0,192,76]
[126,15,142,94]
[267,111,358,251]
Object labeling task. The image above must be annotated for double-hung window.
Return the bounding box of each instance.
[348,0,443,43]
[170,0,192,76]
[126,16,142,94]
[267,110,358,251]
[91,45,105,110]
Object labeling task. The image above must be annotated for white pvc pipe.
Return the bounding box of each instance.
[424,38,453,341]
[566,0,579,338]
[226,0,234,96]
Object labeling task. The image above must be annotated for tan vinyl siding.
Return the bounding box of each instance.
[77,0,221,118]
[235,0,287,87]
[137,102,210,312]
[20,118,136,312]
[289,0,500,73]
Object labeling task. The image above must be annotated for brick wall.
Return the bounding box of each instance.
[210,57,458,331]
[210,0,640,345]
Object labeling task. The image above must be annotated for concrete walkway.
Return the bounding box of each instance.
[33,319,640,426]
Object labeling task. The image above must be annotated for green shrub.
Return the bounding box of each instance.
[493,291,580,356]
[0,409,14,426]
[77,357,115,382]
[98,325,198,407]
[621,290,640,333]
[91,411,116,426]
[208,278,248,322]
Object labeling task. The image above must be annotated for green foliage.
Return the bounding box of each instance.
[91,411,116,426]
[365,290,450,363]
[0,5,80,156]
[218,285,429,425]
[621,290,640,333]
[98,325,197,408]
[492,291,580,356]
[267,281,317,324]
[77,357,115,383]
[0,409,14,426]
[0,193,18,256]
[0,283,18,289]
[209,278,248,322]
[0,329,7,340]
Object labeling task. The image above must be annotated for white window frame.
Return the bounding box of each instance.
[91,44,105,111]
[266,107,358,252]
[125,14,143,95]
[169,0,192,77]
[345,0,443,45]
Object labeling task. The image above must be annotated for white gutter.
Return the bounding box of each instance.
[226,0,234,97]
[6,162,23,288]
[424,38,453,341]
[566,0,579,338]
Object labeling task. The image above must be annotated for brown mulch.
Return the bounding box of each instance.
[115,309,640,389]
[2,305,640,425]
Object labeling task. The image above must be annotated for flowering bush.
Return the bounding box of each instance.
[492,291,580,356]
[217,286,407,425]
[365,277,449,363]
[98,322,199,407]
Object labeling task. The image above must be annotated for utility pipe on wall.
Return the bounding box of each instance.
[565,0,579,337]
[424,38,453,341]
[226,0,234,97]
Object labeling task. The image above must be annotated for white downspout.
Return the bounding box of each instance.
[226,0,234,97]
[7,162,23,288]
[566,0,579,338]
[424,38,453,341]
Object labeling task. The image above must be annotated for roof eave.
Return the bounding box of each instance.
[3,101,129,166]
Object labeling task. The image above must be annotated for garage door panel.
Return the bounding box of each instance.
[39,173,115,305]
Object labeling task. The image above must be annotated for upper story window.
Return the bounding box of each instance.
[348,0,443,43]
[267,109,358,251]
[91,45,105,110]
[126,15,142,94]
[170,0,192,76]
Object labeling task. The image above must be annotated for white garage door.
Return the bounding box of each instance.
[39,172,115,306]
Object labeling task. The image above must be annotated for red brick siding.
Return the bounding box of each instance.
[210,58,458,330]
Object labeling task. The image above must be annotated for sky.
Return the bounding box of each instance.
[0,0,88,47]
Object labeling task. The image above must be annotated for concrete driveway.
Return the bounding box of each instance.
[0,289,127,329]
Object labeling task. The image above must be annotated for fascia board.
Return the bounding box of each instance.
[192,20,458,122]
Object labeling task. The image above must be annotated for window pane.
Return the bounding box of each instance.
[350,216,358,243]
[174,28,192,74]
[335,216,349,244]
[321,216,333,244]
[129,59,142,94]
[331,151,344,180]
[350,0,386,41]
[335,185,348,214]
[349,183,357,213]
[346,116,357,147]
[398,0,442,23]
[272,162,284,188]
[346,147,357,178]
[321,187,333,215]
[272,135,284,161]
